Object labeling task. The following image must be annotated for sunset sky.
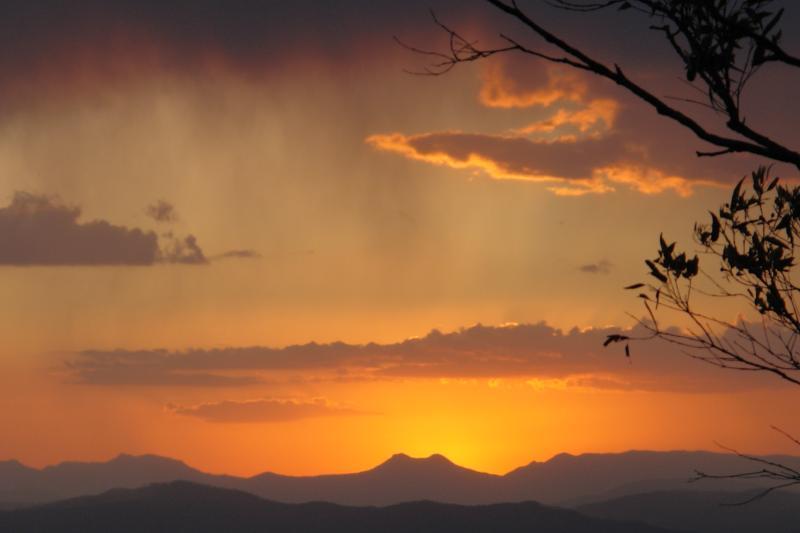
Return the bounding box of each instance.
[1,0,799,477]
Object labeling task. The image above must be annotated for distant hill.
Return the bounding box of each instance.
[578,489,800,533]
[0,481,681,533]
[0,454,231,506]
[504,450,800,505]
[2,450,798,508]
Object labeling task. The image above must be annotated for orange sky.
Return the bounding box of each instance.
[1,0,799,477]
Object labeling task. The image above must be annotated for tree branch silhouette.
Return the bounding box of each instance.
[406,0,800,168]
[691,427,800,505]
[609,166,800,499]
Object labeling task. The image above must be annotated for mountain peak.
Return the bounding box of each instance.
[380,453,455,468]
[109,453,183,465]
[0,458,31,474]
[547,452,577,463]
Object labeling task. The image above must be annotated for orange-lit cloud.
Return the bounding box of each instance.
[64,322,785,393]
[514,98,619,141]
[481,63,619,141]
[599,165,713,197]
[366,131,584,188]
[368,59,730,196]
[166,397,367,423]
[479,63,586,109]
[366,131,707,196]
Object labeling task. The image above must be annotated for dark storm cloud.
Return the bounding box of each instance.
[0,1,719,104]
[0,0,795,97]
[166,398,367,423]
[64,322,784,393]
[1,0,796,167]
[0,192,208,266]
[1,1,795,190]
[0,0,480,101]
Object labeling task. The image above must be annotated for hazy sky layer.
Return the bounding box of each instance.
[1,0,799,475]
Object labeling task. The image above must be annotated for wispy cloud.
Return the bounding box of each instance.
[145,200,178,223]
[166,397,369,423]
[159,233,207,265]
[579,260,612,275]
[213,249,262,260]
[64,322,781,393]
[64,364,262,387]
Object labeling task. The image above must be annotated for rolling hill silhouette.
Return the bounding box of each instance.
[578,489,800,533]
[2,450,798,508]
[0,481,681,533]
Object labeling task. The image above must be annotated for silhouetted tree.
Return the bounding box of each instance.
[618,165,800,502]
[407,0,800,500]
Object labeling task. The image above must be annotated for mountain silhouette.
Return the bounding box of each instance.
[0,481,681,533]
[0,454,226,506]
[3,450,798,508]
[238,452,505,505]
[504,450,800,505]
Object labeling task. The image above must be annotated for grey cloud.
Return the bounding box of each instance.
[65,322,785,393]
[166,398,367,423]
[160,233,207,265]
[66,367,262,387]
[214,249,261,260]
[0,192,209,266]
[145,200,178,223]
[579,260,612,275]
[0,192,159,265]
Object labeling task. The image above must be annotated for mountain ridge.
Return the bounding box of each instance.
[9,448,800,478]
[3,449,799,508]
